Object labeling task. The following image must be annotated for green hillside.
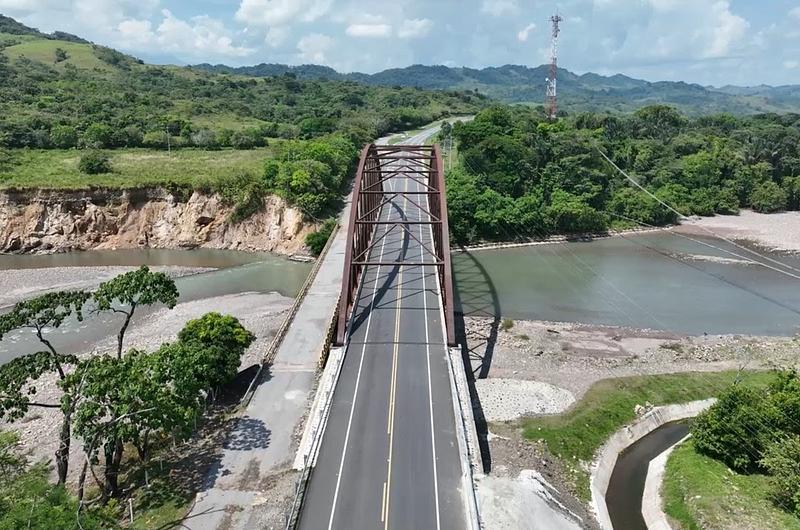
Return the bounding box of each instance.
[0,16,485,152]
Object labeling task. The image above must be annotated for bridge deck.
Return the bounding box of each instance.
[299,146,466,529]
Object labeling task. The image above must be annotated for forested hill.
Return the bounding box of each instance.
[194,62,800,116]
[0,16,484,151]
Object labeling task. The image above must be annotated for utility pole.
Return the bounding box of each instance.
[545,14,563,120]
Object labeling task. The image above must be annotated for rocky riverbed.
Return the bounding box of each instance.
[0,265,211,308]
[464,316,800,529]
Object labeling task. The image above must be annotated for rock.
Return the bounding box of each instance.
[0,189,312,255]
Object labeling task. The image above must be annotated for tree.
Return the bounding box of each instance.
[692,383,780,472]
[750,180,788,213]
[93,266,179,359]
[78,151,112,174]
[176,312,255,393]
[0,291,91,484]
[67,351,167,499]
[49,125,78,149]
[54,48,68,63]
[82,123,113,149]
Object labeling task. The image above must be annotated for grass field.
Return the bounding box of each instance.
[663,440,800,530]
[0,147,274,190]
[3,39,119,72]
[520,370,775,499]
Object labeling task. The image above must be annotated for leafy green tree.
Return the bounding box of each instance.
[750,180,788,213]
[633,105,685,140]
[93,266,179,359]
[176,312,255,392]
[783,176,800,210]
[546,190,607,233]
[692,383,780,472]
[0,291,90,484]
[82,123,113,148]
[78,150,111,174]
[761,435,800,515]
[49,125,78,149]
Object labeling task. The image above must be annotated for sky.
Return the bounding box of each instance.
[1,0,799,86]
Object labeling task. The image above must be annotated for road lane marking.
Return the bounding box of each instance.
[381,482,387,522]
[326,219,390,530]
[384,160,408,530]
[419,177,442,530]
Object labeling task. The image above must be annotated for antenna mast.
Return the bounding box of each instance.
[546,14,563,120]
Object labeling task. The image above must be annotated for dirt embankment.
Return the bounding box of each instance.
[0,188,312,255]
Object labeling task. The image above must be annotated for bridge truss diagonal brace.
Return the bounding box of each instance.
[335,143,457,347]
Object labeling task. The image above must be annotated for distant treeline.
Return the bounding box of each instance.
[446,105,800,244]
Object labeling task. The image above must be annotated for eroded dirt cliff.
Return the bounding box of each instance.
[0,188,311,255]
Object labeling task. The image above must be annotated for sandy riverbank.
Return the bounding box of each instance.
[0,265,213,308]
[465,316,800,529]
[675,210,800,253]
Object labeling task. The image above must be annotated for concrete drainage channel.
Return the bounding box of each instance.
[590,399,714,530]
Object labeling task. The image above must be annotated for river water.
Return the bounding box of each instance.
[2,229,799,365]
[0,249,312,364]
[453,231,800,336]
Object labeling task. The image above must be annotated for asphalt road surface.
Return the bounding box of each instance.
[298,133,467,529]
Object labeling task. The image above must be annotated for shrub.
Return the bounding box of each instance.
[501,318,514,331]
[78,151,112,174]
[750,181,788,213]
[49,125,78,148]
[692,383,780,472]
[143,130,170,149]
[761,435,800,516]
[82,123,113,149]
[305,218,337,256]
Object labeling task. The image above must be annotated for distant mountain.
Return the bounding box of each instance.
[193,62,800,116]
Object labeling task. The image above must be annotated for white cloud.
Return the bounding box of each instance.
[265,26,290,47]
[480,0,518,17]
[785,60,799,69]
[346,23,392,38]
[517,22,536,42]
[790,6,800,19]
[297,32,333,62]
[704,1,749,58]
[116,9,254,58]
[235,0,332,28]
[397,18,433,39]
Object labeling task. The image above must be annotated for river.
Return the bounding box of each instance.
[3,229,800,365]
[0,249,312,364]
[453,231,800,336]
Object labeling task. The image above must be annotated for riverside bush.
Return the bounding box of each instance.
[78,150,111,174]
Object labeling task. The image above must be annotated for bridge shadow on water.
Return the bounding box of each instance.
[452,250,501,473]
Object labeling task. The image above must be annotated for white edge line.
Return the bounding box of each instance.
[327,221,390,530]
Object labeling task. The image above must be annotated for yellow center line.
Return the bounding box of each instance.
[383,161,408,530]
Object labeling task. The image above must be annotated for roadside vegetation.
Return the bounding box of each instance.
[661,370,800,528]
[520,370,775,499]
[663,441,800,530]
[0,267,254,528]
[447,105,800,244]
